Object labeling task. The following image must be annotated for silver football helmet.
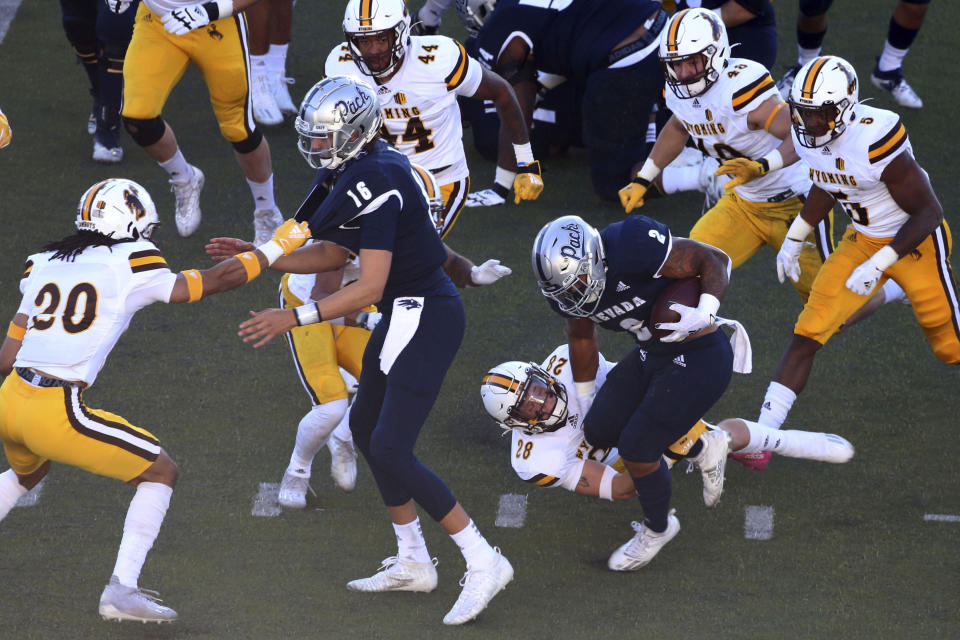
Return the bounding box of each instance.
[76,178,159,241]
[659,7,729,99]
[410,162,445,235]
[788,55,859,148]
[532,215,607,317]
[343,0,411,79]
[481,361,569,434]
[295,76,383,170]
[455,0,497,35]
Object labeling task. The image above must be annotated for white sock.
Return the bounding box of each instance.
[758,381,796,429]
[877,43,909,73]
[661,164,703,194]
[393,518,432,563]
[739,419,840,460]
[882,279,909,304]
[267,44,289,77]
[247,174,277,212]
[450,519,497,569]
[289,398,348,473]
[159,150,193,184]
[250,54,269,76]
[798,45,821,66]
[329,404,353,446]
[0,469,29,522]
[113,482,173,588]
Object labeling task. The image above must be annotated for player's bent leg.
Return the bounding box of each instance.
[724,418,854,463]
[0,461,49,522]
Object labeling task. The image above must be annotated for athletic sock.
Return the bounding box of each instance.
[758,381,796,429]
[112,482,173,588]
[393,517,432,564]
[450,519,497,569]
[159,149,193,184]
[247,174,277,211]
[0,469,29,522]
[632,459,672,533]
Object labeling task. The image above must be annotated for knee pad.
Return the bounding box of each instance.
[123,116,165,147]
[798,0,834,16]
[231,129,263,155]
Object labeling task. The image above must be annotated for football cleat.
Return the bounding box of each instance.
[776,64,801,101]
[690,430,730,508]
[607,510,680,571]
[87,109,97,135]
[698,156,726,209]
[272,75,298,115]
[347,556,438,593]
[92,125,124,165]
[443,550,514,625]
[98,576,177,623]
[729,450,772,472]
[252,71,283,126]
[328,433,358,492]
[870,65,923,109]
[278,468,313,510]
[789,432,855,464]
[170,165,204,237]
[253,207,284,246]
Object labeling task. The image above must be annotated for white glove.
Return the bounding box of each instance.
[163,4,214,35]
[845,246,899,296]
[465,188,507,207]
[776,237,805,284]
[658,302,716,343]
[105,0,132,13]
[356,311,382,331]
[470,259,512,286]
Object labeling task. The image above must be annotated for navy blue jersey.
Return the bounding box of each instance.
[475,0,661,82]
[297,140,456,303]
[550,216,678,344]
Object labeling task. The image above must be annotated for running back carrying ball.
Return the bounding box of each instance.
[651,277,702,340]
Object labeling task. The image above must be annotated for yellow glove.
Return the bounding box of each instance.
[513,161,544,204]
[270,219,311,256]
[0,110,11,149]
[618,177,650,214]
[715,157,769,190]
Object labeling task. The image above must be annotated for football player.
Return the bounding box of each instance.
[0,178,309,623]
[482,345,854,506]
[532,214,744,571]
[747,55,958,432]
[470,0,670,202]
[0,106,10,149]
[324,0,542,237]
[107,0,285,245]
[210,77,514,625]
[246,0,297,125]
[674,0,778,69]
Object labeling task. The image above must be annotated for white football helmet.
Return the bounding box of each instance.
[659,8,729,99]
[343,0,411,79]
[409,162,445,235]
[295,76,383,170]
[481,361,569,434]
[532,215,607,318]
[76,178,159,241]
[788,55,859,148]
[455,0,497,35]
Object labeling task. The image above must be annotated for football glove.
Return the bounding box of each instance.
[618,177,650,214]
[105,0,133,14]
[845,246,899,296]
[657,302,716,343]
[470,259,512,286]
[0,110,11,149]
[162,2,223,35]
[270,219,311,255]
[776,237,805,284]
[715,157,769,190]
[513,160,544,203]
[465,186,508,207]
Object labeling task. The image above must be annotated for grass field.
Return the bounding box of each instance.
[1,1,958,638]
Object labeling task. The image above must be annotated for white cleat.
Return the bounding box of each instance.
[443,550,514,626]
[788,431,855,464]
[87,109,97,135]
[871,67,923,109]
[278,468,313,510]
[607,510,680,571]
[347,556,438,593]
[98,576,177,624]
[698,156,726,210]
[170,165,204,237]
[272,75,299,115]
[252,72,283,126]
[691,429,730,508]
[93,140,124,164]
[253,207,284,246]
[329,433,358,492]
[777,64,801,101]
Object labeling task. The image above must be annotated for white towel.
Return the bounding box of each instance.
[715,316,752,374]
[379,297,424,375]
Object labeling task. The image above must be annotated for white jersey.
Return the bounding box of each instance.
[509,345,620,491]
[142,0,196,13]
[325,35,483,185]
[793,103,914,238]
[665,57,810,202]
[15,242,177,386]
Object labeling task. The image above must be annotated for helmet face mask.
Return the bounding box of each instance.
[295,76,383,170]
[454,0,498,35]
[532,215,607,318]
[75,178,159,241]
[343,0,410,79]
[788,56,859,148]
[481,361,569,434]
[659,8,729,99]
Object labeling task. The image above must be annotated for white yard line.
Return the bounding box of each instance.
[495,493,527,528]
[252,482,282,517]
[744,505,774,540]
[0,0,23,44]
[923,514,960,523]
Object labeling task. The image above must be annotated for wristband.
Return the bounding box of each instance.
[574,380,595,397]
[181,269,204,302]
[598,464,617,501]
[495,166,517,190]
[759,149,783,174]
[635,157,661,185]
[256,240,285,266]
[785,215,814,243]
[204,0,233,19]
[6,322,25,341]
[696,293,721,320]
[870,245,899,271]
[513,142,534,166]
[294,303,322,327]
[236,252,262,282]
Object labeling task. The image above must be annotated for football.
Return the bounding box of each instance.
[650,277,702,340]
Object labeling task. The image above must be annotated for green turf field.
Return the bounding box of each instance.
[0,1,958,638]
